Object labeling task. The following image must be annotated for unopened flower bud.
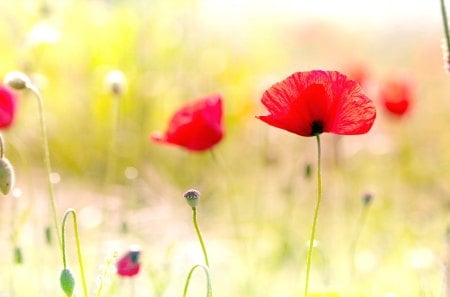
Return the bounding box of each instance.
[0,157,15,195]
[60,268,75,297]
[105,70,126,96]
[304,163,312,179]
[362,192,373,206]
[3,71,31,90]
[14,246,23,264]
[184,189,200,208]
[45,226,52,245]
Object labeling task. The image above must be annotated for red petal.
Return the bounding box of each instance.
[0,86,16,129]
[151,94,224,151]
[326,72,376,134]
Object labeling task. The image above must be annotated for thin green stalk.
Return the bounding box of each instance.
[182,264,212,297]
[61,209,88,297]
[192,207,209,267]
[304,134,322,297]
[349,202,371,276]
[27,84,61,248]
[441,0,450,54]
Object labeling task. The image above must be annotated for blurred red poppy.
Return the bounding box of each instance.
[116,249,141,277]
[256,70,376,136]
[151,94,224,151]
[0,86,17,129]
[379,79,412,117]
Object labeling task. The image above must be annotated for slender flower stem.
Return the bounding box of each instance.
[349,201,371,276]
[304,134,322,297]
[192,207,210,267]
[26,84,61,248]
[441,0,450,53]
[182,264,212,297]
[61,208,88,297]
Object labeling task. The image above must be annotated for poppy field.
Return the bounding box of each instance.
[0,1,448,297]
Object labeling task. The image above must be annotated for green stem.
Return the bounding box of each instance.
[441,0,450,55]
[182,264,212,297]
[192,207,209,267]
[61,208,88,297]
[349,202,371,276]
[27,84,61,249]
[304,134,322,297]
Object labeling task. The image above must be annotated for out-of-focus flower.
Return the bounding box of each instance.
[151,94,224,151]
[256,70,376,137]
[105,70,127,96]
[116,247,141,277]
[26,21,60,47]
[0,86,17,129]
[379,78,413,117]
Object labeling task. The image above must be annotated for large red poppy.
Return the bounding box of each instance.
[151,94,224,151]
[116,249,141,277]
[379,79,412,117]
[0,86,17,129]
[256,70,376,136]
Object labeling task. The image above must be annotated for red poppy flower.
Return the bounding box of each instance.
[116,249,141,277]
[256,70,376,137]
[0,86,17,129]
[151,94,224,151]
[379,79,412,117]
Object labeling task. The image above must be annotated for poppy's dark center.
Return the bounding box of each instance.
[310,120,324,136]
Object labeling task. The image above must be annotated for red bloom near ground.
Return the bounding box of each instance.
[151,94,224,151]
[379,79,412,117]
[0,86,17,129]
[256,70,376,136]
[116,249,141,277]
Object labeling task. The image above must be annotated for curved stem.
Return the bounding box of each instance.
[26,84,61,248]
[61,208,88,297]
[192,207,210,267]
[304,134,322,297]
[441,0,450,55]
[182,264,212,297]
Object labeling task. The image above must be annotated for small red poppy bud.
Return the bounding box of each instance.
[0,157,15,195]
[60,268,75,297]
[116,247,141,277]
[184,189,200,208]
[3,71,31,90]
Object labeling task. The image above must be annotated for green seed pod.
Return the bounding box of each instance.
[0,157,15,195]
[60,268,75,297]
[3,71,31,90]
[184,189,200,208]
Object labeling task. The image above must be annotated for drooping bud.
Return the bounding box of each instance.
[0,157,15,195]
[184,189,200,208]
[60,268,75,297]
[3,71,31,90]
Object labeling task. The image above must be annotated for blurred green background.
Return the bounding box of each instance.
[0,0,448,296]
